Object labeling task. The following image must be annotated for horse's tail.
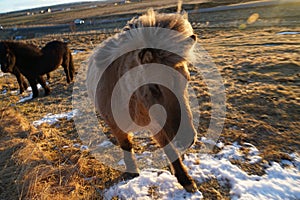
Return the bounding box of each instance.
[68,50,75,81]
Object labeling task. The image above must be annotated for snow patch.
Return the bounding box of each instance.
[32,109,80,127]
[1,89,7,95]
[104,143,300,199]
[186,152,300,200]
[18,83,48,103]
[18,93,33,103]
[10,90,19,95]
[72,49,86,55]
[97,140,114,148]
[105,169,203,200]
[26,83,46,92]
[277,31,300,35]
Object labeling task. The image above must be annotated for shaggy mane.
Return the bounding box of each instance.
[87,9,196,103]
[123,9,194,36]
[1,41,42,57]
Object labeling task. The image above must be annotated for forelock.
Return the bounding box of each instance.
[124,9,194,37]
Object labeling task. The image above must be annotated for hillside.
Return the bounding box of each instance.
[0,0,299,199]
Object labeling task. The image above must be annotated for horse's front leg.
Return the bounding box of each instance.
[28,78,39,98]
[62,52,74,84]
[20,75,28,94]
[62,62,71,84]
[112,128,139,176]
[155,132,197,193]
[37,76,50,96]
[13,68,28,94]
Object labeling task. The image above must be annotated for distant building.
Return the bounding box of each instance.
[120,0,131,4]
[119,0,141,4]
[74,19,85,25]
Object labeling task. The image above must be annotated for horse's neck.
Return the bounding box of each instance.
[11,43,41,58]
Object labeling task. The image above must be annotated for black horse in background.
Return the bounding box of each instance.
[0,40,74,98]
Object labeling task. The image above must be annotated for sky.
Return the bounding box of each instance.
[0,0,103,14]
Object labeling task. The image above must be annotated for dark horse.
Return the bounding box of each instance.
[0,42,50,94]
[0,41,74,98]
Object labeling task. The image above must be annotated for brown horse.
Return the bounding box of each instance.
[0,40,74,98]
[87,10,198,192]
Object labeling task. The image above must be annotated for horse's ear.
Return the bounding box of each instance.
[139,48,154,64]
[181,10,188,20]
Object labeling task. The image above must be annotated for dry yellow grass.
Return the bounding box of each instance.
[1,26,299,199]
[0,1,299,199]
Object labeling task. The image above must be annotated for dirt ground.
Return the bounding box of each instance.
[0,1,299,199]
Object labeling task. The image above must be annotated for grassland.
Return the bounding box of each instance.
[0,0,300,199]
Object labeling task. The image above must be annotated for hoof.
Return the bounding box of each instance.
[44,90,51,96]
[183,181,198,193]
[123,171,140,180]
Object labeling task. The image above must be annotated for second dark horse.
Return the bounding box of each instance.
[0,40,75,98]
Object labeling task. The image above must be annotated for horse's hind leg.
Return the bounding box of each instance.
[155,132,197,193]
[37,76,50,96]
[46,73,51,80]
[68,52,75,81]
[113,128,139,176]
[63,66,71,83]
[62,54,73,83]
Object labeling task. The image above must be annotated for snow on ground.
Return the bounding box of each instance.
[26,83,44,92]
[17,82,50,103]
[276,31,300,35]
[72,49,86,55]
[18,93,33,103]
[1,89,7,95]
[32,109,80,127]
[105,168,203,200]
[104,141,300,200]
